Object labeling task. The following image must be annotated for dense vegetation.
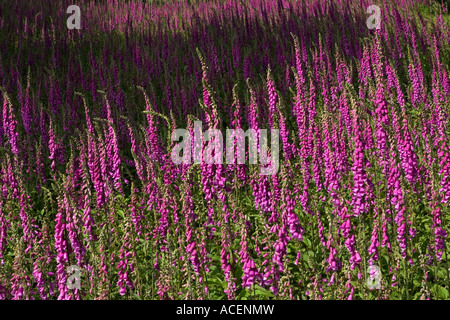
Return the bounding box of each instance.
[0,0,450,300]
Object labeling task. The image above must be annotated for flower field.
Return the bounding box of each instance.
[0,0,450,300]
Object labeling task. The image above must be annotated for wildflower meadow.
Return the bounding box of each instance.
[0,0,450,300]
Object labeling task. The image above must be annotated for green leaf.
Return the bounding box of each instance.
[413,292,422,300]
[307,250,315,259]
[236,288,249,300]
[254,285,275,298]
[437,268,448,280]
[303,236,312,248]
[389,291,401,300]
[302,251,309,262]
[434,285,449,299]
